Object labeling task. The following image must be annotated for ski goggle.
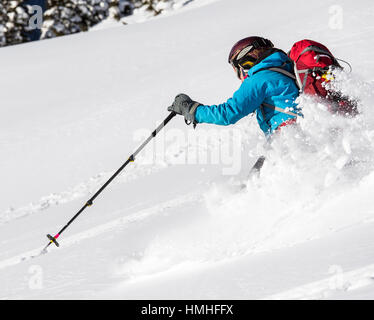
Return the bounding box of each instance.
[229,46,257,79]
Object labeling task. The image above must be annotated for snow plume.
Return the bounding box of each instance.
[117,73,374,281]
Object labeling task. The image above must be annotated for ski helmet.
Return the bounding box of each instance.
[228,36,274,79]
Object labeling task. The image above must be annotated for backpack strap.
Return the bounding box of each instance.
[258,102,298,134]
[258,65,302,92]
[294,65,308,91]
[261,102,299,117]
[263,67,297,80]
[295,45,341,67]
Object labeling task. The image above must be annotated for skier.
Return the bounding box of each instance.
[168,36,301,137]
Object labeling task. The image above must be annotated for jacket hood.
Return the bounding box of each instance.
[247,51,291,77]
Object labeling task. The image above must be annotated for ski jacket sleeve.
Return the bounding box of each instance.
[195,77,267,126]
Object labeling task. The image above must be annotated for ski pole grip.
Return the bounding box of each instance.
[168,111,177,121]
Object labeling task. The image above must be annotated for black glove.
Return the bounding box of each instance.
[167,94,201,125]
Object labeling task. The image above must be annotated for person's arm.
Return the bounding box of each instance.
[195,78,267,126]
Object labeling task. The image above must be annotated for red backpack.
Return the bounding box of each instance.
[288,39,357,115]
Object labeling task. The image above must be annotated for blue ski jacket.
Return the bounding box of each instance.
[195,51,301,135]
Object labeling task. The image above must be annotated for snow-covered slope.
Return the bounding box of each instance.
[1,0,374,299]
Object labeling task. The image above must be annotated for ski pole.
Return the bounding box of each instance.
[249,155,265,177]
[42,111,177,253]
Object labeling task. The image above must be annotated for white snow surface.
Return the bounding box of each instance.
[1,0,374,299]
